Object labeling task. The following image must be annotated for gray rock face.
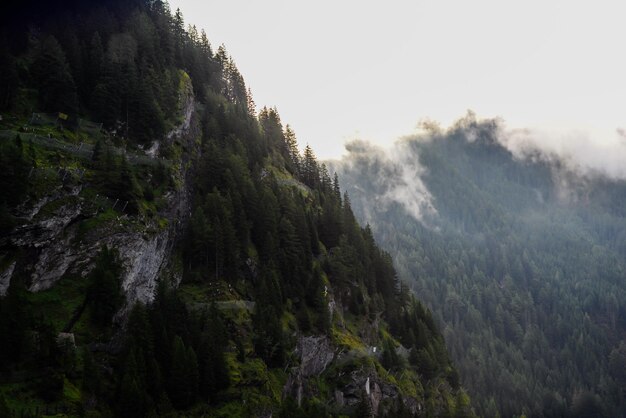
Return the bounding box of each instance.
[11,148,189,299]
[370,380,383,414]
[282,334,418,416]
[283,335,336,407]
[334,389,345,407]
[10,193,85,292]
[340,371,402,414]
[56,332,76,348]
[116,229,171,306]
[298,335,335,377]
[0,261,16,296]
[2,87,197,314]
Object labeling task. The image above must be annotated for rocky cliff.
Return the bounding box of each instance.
[0,78,198,313]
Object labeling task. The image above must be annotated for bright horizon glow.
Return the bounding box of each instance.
[169,0,626,159]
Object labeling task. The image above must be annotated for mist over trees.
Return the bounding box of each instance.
[333,113,626,417]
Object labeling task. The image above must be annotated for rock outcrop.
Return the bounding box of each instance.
[283,334,421,416]
[0,84,198,311]
[0,261,15,296]
[298,336,336,377]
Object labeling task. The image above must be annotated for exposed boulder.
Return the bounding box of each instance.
[0,261,15,296]
[298,335,335,377]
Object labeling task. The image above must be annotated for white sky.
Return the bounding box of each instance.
[169,0,626,159]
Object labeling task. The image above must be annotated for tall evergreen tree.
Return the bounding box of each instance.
[169,336,195,409]
[0,38,18,110]
[87,247,124,327]
[31,35,78,112]
[0,135,30,208]
[302,145,319,189]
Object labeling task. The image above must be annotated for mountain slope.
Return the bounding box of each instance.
[0,1,472,416]
[333,115,626,417]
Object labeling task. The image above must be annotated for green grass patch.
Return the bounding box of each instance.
[332,328,366,351]
[207,401,247,418]
[225,352,243,387]
[177,281,212,305]
[374,360,398,387]
[62,378,81,403]
[396,370,423,399]
[267,368,287,402]
[281,310,297,333]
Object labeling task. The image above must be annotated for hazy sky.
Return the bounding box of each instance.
[169,0,626,159]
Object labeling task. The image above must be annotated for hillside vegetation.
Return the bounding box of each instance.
[334,115,626,417]
[0,1,472,416]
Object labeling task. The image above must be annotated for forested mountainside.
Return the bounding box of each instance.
[333,115,626,418]
[0,1,473,416]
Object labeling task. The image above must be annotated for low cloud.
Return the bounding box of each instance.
[499,126,626,180]
[332,112,626,224]
[333,139,437,223]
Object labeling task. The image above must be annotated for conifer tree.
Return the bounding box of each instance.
[0,279,29,369]
[0,135,30,207]
[198,303,230,398]
[87,247,123,327]
[118,370,146,417]
[284,124,300,175]
[31,35,78,112]
[85,32,104,98]
[0,39,18,110]
[116,156,143,213]
[302,145,319,189]
[168,336,187,407]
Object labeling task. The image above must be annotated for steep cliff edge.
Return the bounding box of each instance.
[0,75,197,309]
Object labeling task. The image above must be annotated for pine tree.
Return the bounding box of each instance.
[0,278,29,369]
[199,29,212,56]
[87,247,124,327]
[31,35,78,113]
[82,347,101,396]
[0,135,30,207]
[284,124,300,175]
[198,303,230,398]
[128,75,165,143]
[246,87,256,117]
[253,276,285,367]
[172,8,186,65]
[381,337,400,370]
[116,156,143,213]
[91,55,123,128]
[168,336,192,409]
[117,371,146,417]
[302,145,319,189]
[0,39,18,111]
[85,32,104,98]
[185,345,199,403]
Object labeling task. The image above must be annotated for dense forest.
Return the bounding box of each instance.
[0,0,472,416]
[333,114,626,417]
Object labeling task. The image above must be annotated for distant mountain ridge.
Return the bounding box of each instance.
[333,114,626,417]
